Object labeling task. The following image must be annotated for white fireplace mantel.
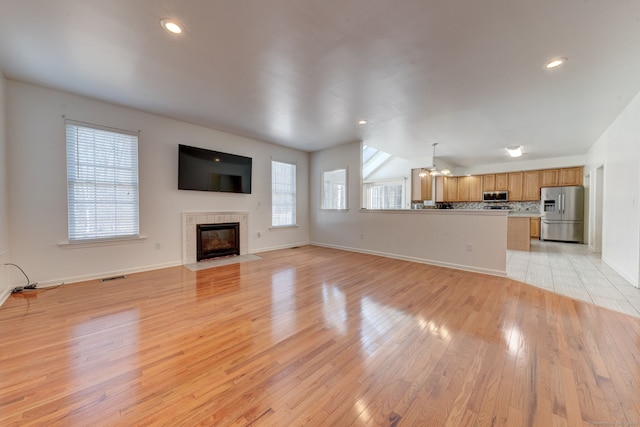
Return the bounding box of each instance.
[182,211,249,264]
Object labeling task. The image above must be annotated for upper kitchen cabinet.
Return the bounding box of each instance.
[482,174,495,191]
[458,176,482,201]
[559,167,583,186]
[523,171,540,201]
[540,169,558,187]
[495,173,508,191]
[539,167,583,187]
[445,176,458,202]
[508,172,524,201]
[482,173,508,191]
[411,168,432,201]
[435,176,458,202]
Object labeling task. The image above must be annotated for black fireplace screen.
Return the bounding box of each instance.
[196,222,240,261]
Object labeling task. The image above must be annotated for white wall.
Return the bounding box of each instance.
[0,72,10,302]
[6,81,310,286]
[459,154,587,176]
[585,89,640,287]
[310,142,508,276]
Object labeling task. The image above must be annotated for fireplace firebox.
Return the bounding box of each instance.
[196,223,240,261]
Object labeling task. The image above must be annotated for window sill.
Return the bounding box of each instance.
[320,208,349,212]
[59,235,147,249]
[269,225,299,230]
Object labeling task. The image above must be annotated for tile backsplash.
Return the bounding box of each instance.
[439,201,540,211]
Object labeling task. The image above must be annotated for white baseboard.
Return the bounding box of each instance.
[34,260,183,288]
[601,255,638,287]
[0,288,10,307]
[309,241,507,278]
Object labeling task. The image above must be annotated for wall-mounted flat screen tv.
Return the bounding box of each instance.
[178,144,252,194]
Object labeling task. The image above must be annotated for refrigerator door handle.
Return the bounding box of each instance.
[561,194,565,214]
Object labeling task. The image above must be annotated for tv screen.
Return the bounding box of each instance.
[178,144,252,194]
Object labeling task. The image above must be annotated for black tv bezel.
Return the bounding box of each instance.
[178,144,252,194]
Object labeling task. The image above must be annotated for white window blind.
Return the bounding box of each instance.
[271,160,296,227]
[66,121,139,241]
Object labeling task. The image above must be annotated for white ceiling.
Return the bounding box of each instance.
[1,0,640,167]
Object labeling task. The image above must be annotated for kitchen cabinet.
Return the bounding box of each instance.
[444,176,458,202]
[482,174,495,192]
[436,176,458,202]
[458,176,482,202]
[539,167,583,187]
[508,172,523,201]
[507,217,531,251]
[530,218,540,238]
[495,173,508,191]
[482,173,508,191]
[523,171,540,201]
[411,168,432,201]
[540,169,558,187]
[559,167,583,186]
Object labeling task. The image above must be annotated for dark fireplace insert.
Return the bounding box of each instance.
[197,222,240,261]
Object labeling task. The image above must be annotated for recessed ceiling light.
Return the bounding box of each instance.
[358,120,367,125]
[161,18,183,34]
[545,57,567,69]
[507,146,523,157]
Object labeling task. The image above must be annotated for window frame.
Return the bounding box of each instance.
[363,179,406,210]
[271,159,297,228]
[65,120,140,243]
[321,168,348,210]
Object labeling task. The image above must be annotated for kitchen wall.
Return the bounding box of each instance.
[6,81,310,287]
[585,89,640,287]
[310,142,508,276]
[0,72,9,303]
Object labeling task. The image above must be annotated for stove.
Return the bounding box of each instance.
[484,205,510,210]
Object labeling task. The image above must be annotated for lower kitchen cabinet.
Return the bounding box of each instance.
[508,217,531,251]
[530,217,540,238]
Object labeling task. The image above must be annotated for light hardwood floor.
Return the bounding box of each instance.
[1,246,639,426]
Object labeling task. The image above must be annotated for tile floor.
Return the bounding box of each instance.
[507,240,640,318]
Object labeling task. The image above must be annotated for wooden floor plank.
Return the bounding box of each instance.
[1,245,639,426]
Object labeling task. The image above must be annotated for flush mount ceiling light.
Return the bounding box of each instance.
[358,119,368,125]
[160,18,183,34]
[545,57,567,69]
[507,145,523,157]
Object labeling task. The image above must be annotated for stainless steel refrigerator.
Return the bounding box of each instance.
[540,186,584,243]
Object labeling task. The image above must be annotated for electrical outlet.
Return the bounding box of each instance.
[467,243,473,252]
[155,243,161,250]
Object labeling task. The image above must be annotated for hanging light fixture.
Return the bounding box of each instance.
[427,143,452,176]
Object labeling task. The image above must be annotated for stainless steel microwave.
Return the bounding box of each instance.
[483,191,508,202]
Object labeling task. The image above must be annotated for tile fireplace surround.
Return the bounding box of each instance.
[182,212,249,265]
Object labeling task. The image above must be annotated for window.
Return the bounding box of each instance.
[322,168,347,209]
[271,160,296,227]
[66,121,139,241]
[363,181,405,209]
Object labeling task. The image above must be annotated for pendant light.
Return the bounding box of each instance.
[426,143,451,176]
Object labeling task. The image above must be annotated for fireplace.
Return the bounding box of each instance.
[197,222,240,261]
